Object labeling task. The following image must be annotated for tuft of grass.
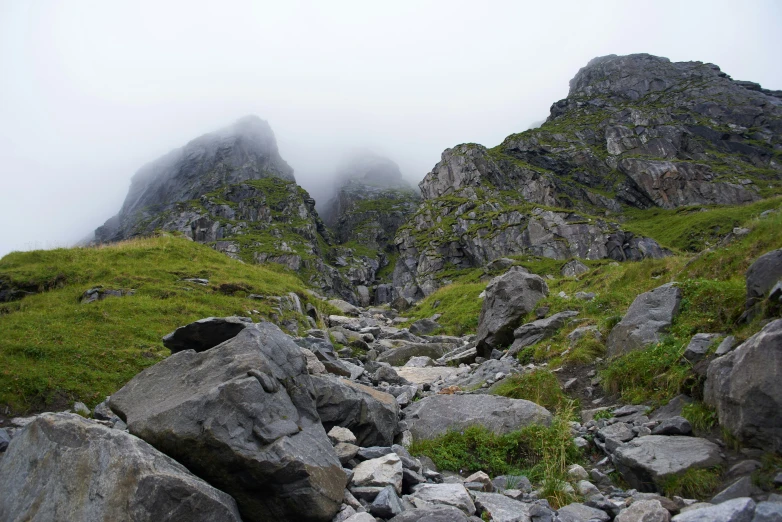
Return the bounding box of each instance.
[681,402,718,433]
[409,402,582,508]
[660,468,722,499]
[403,282,486,336]
[593,410,613,421]
[752,453,782,491]
[601,337,694,405]
[492,369,573,413]
[0,236,310,414]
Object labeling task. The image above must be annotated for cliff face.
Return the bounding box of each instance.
[95,115,295,243]
[320,153,420,304]
[393,54,782,299]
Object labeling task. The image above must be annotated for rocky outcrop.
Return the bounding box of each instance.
[607,283,682,358]
[612,435,724,492]
[109,321,346,522]
[0,413,242,522]
[320,153,420,295]
[704,319,782,452]
[394,53,781,298]
[475,267,549,357]
[393,194,669,299]
[404,394,552,441]
[96,115,294,243]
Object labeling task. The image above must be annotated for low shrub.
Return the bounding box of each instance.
[492,369,571,412]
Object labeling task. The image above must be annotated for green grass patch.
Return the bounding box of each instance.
[681,402,718,433]
[492,370,572,412]
[409,404,581,508]
[403,282,486,336]
[623,197,781,252]
[660,467,722,499]
[0,235,310,414]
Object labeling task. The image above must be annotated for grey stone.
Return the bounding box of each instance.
[727,460,762,478]
[711,477,753,505]
[745,249,782,311]
[650,395,693,421]
[405,356,435,367]
[652,416,692,436]
[410,319,441,336]
[410,483,476,515]
[493,475,532,493]
[329,299,361,316]
[335,443,360,464]
[352,453,403,494]
[377,343,455,366]
[464,471,493,492]
[388,505,473,522]
[0,428,9,452]
[109,321,346,522]
[598,422,636,442]
[357,446,395,460]
[561,260,590,278]
[683,334,722,363]
[311,375,399,447]
[753,502,782,522]
[557,502,610,522]
[473,492,533,521]
[0,413,241,522]
[343,513,377,522]
[405,394,551,441]
[162,316,252,353]
[612,435,724,492]
[329,426,358,445]
[671,497,755,521]
[715,336,737,356]
[370,485,404,518]
[705,319,782,452]
[616,500,671,522]
[508,311,580,355]
[607,283,682,357]
[476,267,549,357]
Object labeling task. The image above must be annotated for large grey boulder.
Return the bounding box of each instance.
[704,319,782,452]
[507,310,580,355]
[310,375,399,447]
[476,267,549,358]
[671,497,756,521]
[607,283,682,358]
[162,316,253,353]
[109,321,346,522]
[745,249,782,311]
[0,413,241,522]
[405,394,551,441]
[612,435,724,492]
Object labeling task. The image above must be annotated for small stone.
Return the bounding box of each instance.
[651,416,692,436]
[710,476,753,505]
[568,464,589,481]
[616,499,671,522]
[351,453,403,494]
[335,443,360,464]
[464,471,492,492]
[369,485,403,519]
[329,426,358,446]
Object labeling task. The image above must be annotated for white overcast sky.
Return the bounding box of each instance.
[1,0,781,256]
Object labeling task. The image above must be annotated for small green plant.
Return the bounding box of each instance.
[751,453,782,491]
[593,410,613,421]
[681,402,717,432]
[721,427,743,452]
[660,468,722,499]
[492,369,572,412]
[516,346,536,365]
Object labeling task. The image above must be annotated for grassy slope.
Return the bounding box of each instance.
[404,197,782,405]
[0,235,320,414]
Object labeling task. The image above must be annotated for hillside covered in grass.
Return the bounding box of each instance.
[0,235,331,414]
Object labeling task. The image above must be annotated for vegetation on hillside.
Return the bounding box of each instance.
[0,235,325,414]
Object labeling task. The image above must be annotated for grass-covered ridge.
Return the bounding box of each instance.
[0,235,320,414]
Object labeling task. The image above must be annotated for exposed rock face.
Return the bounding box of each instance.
[404,394,552,441]
[108,321,346,522]
[393,193,668,299]
[612,435,724,492]
[476,267,549,357]
[607,283,682,358]
[395,53,781,298]
[704,319,782,452]
[320,152,421,294]
[93,116,359,302]
[96,115,294,243]
[0,413,242,522]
